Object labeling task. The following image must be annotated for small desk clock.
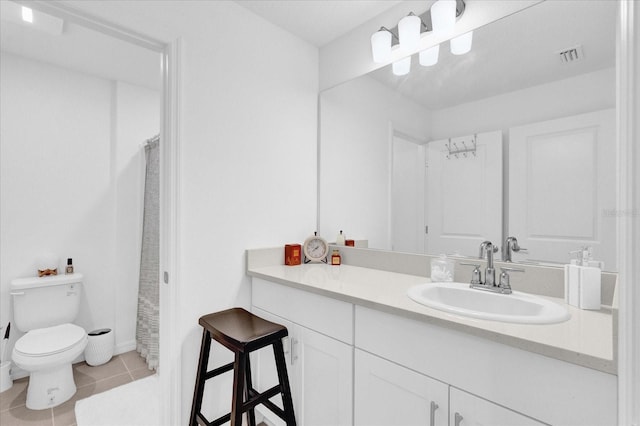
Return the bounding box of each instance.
[303,232,329,263]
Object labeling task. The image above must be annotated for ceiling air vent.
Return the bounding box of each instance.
[557,45,584,63]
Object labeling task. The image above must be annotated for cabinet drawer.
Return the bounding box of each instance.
[252,278,353,344]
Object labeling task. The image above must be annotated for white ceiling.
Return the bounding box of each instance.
[0,1,161,90]
[235,0,402,47]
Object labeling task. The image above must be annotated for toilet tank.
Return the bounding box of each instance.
[11,273,84,332]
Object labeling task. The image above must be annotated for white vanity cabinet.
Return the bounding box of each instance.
[355,349,448,426]
[250,275,616,426]
[355,305,616,426]
[252,279,353,426]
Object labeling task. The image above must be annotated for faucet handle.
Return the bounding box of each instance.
[499,267,525,293]
[460,262,482,285]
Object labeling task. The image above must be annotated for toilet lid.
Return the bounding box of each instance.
[15,323,86,357]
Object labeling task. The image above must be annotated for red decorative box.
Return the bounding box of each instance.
[284,244,302,265]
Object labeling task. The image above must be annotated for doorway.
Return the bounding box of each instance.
[0,1,178,424]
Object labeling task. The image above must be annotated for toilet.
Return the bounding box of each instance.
[11,273,88,410]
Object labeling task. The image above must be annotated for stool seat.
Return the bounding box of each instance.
[199,308,288,353]
[191,308,296,426]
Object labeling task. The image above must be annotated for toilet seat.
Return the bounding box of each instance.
[14,323,86,357]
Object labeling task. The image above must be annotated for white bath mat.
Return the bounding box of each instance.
[75,375,159,426]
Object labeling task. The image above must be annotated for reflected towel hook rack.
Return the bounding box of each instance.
[446,134,477,159]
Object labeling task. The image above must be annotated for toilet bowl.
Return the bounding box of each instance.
[12,323,88,409]
[10,273,87,410]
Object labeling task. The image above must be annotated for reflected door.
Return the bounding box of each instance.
[426,131,503,256]
[508,109,616,268]
[391,135,426,253]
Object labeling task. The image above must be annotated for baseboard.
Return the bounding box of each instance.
[114,340,137,355]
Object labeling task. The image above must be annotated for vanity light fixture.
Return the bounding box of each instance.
[450,31,473,55]
[370,0,468,72]
[431,0,457,37]
[419,44,440,66]
[371,27,395,63]
[392,56,411,76]
[21,6,33,23]
[398,12,423,52]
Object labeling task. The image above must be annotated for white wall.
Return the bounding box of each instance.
[0,53,159,356]
[320,75,430,249]
[114,81,161,351]
[61,1,319,421]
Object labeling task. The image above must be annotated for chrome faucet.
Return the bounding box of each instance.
[461,240,523,294]
[479,241,499,286]
[503,236,527,262]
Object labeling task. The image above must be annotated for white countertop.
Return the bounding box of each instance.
[247,263,616,374]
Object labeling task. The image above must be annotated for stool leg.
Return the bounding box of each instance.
[245,354,257,426]
[231,351,246,426]
[190,329,212,426]
[272,340,297,426]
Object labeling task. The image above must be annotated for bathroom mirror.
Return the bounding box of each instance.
[319,0,618,271]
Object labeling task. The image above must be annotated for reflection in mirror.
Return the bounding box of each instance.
[319,0,617,271]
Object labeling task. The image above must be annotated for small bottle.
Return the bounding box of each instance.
[66,258,74,274]
[336,230,345,246]
[331,249,341,265]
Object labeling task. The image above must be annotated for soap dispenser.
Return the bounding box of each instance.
[336,230,345,246]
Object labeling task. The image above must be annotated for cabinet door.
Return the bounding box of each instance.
[250,308,298,426]
[450,388,545,426]
[297,326,353,426]
[251,307,353,426]
[355,349,448,426]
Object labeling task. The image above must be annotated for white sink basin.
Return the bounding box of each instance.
[407,282,570,324]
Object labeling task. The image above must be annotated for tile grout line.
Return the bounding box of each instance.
[120,353,136,380]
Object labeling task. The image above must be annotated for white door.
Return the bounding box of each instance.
[391,134,426,253]
[426,131,503,257]
[450,388,545,426]
[508,109,616,268]
[355,349,448,426]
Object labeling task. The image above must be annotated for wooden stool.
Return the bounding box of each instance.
[190,308,297,426]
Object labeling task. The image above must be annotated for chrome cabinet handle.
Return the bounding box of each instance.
[291,338,299,364]
[10,291,25,296]
[454,412,463,426]
[429,401,439,426]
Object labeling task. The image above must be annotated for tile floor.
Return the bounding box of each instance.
[0,350,155,426]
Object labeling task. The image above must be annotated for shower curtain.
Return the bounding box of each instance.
[136,136,159,370]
